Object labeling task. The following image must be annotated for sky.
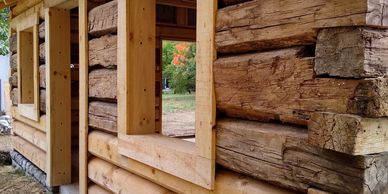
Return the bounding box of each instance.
[0,55,9,111]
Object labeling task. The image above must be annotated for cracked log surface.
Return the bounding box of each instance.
[214,47,388,126]
[89,68,117,100]
[89,34,117,68]
[88,0,117,37]
[309,112,388,155]
[216,0,388,54]
[89,101,117,133]
[315,27,388,78]
[216,118,388,194]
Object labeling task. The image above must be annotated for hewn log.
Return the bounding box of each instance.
[9,72,18,87]
[10,88,18,106]
[13,121,46,151]
[39,43,45,63]
[89,35,117,68]
[309,112,388,155]
[39,21,45,39]
[10,54,17,74]
[214,47,388,125]
[39,65,46,88]
[216,0,388,54]
[216,118,388,194]
[88,184,112,194]
[315,27,388,78]
[9,34,17,54]
[88,157,173,194]
[40,89,46,113]
[88,130,298,194]
[219,0,252,7]
[11,136,46,172]
[88,101,117,133]
[89,69,117,100]
[308,188,331,194]
[88,0,117,37]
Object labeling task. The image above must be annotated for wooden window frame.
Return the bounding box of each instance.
[116,0,216,189]
[17,12,40,121]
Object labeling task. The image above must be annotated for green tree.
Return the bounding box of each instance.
[0,8,9,56]
[162,41,196,94]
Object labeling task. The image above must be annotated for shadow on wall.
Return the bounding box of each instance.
[0,55,10,111]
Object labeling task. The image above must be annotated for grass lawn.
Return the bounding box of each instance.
[162,93,195,113]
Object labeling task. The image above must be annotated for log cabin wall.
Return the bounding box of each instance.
[215,0,388,194]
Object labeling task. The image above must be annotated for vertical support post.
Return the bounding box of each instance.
[79,0,89,193]
[45,7,71,186]
[118,0,156,136]
[195,0,217,184]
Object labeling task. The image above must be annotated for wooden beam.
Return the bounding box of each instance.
[12,0,41,16]
[12,135,46,172]
[195,0,217,187]
[156,0,196,9]
[117,0,156,135]
[88,131,297,194]
[88,184,113,194]
[88,157,173,194]
[10,106,46,132]
[45,7,71,186]
[44,0,78,9]
[79,0,89,192]
[13,121,46,151]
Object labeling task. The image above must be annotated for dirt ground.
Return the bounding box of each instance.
[0,135,46,194]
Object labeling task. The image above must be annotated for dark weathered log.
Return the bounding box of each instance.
[10,88,18,106]
[9,34,17,54]
[9,72,18,87]
[39,65,46,88]
[315,27,388,78]
[214,47,388,125]
[216,118,388,194]
[89,69,117,100]
[308,112,388,155]
[216,0,388,54]
[88,101,117,133]
[10,54,17,74]
[89,35,117,68]
[39,21,45,39]
[40,89,46,113]
[88,0,117,37]
[219,0,252,7]
[39,43,45,63]
[88,0,113,11]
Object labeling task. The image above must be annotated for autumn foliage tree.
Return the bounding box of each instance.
[162,41,196,94]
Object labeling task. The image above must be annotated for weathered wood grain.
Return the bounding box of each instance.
[216,0,388,54]
[315,27,388,78]
[40,89,46,113]
[89,34,117,68]
[10,54,17,74]
[89,68,117,100]
[214,47,388,125]
[219,0,252,7]
[309,112,388,155]
[216,118,388,194]
[10,88,18,106]
[39,21,45,39]
[88,0,117,37]
[89,101,117,133]
[39,42,45,63]
[39,65,46,88]
[9,34,17,54]
[9,72,18,87]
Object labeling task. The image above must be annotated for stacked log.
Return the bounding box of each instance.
[9,34,17,106]
[215,1,388,193]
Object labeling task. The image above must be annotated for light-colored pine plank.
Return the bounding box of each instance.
[12,135,46,172]
[45,7,71,186]
[13,121,46,151]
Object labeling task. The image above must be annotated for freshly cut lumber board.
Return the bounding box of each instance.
[216,0,388,54]
[216,118,388,194]
[89,101,117,133]
[89,69,117,100]
[89,34,117,68]
[88,0,117,37]
[88,157,174,194]
[88,184,113,194]
[12,135,47,172]
[214,47,388,125]
[315,27,388,78]
[309,112,388,155]
[13,121,46,151]
[88,130,298,194]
